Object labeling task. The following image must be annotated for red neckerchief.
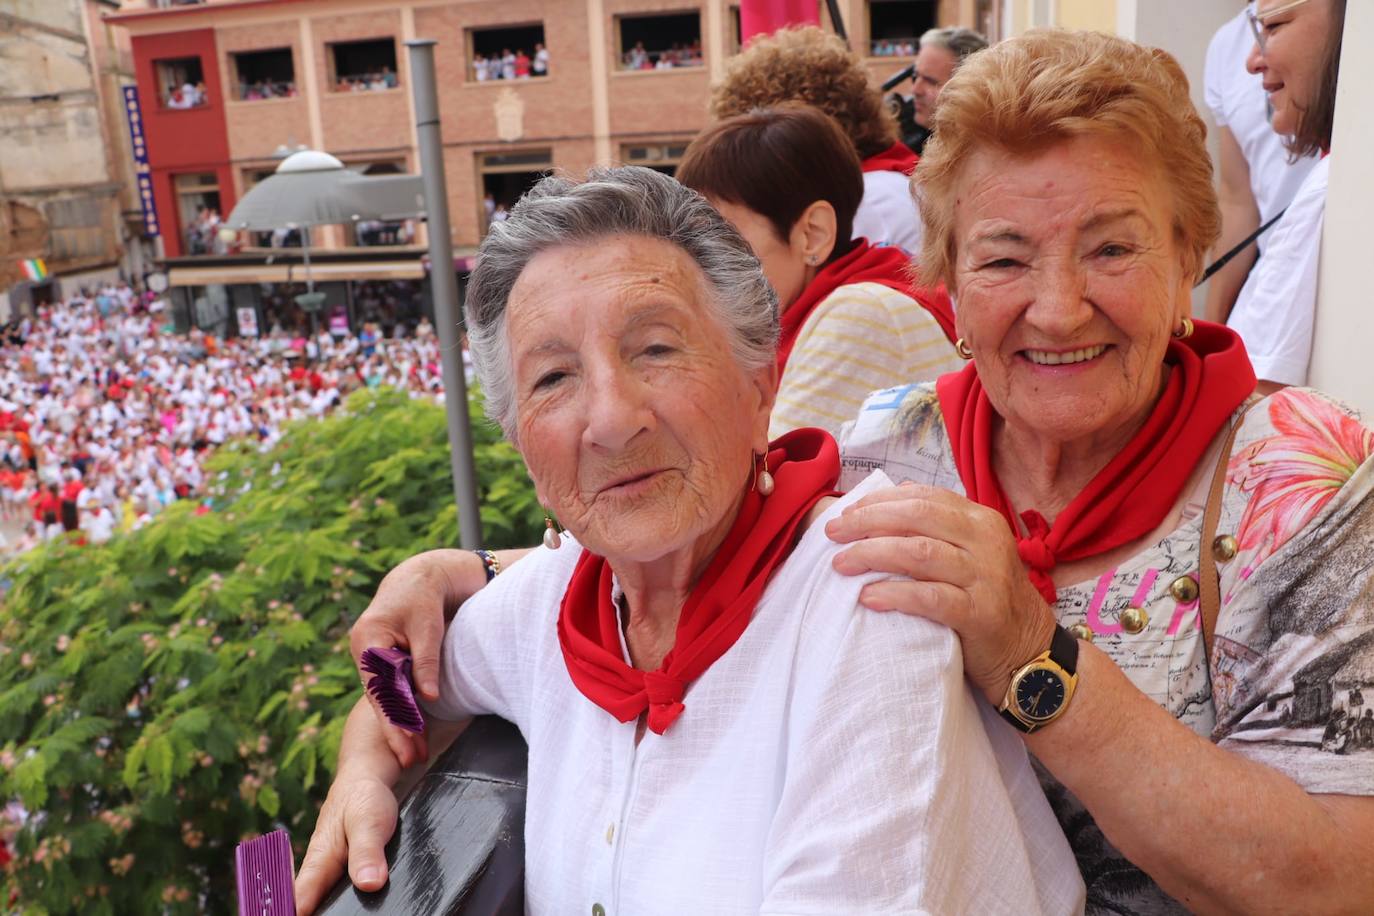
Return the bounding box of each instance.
[936,321,1256,603]
[778,240,956,370]
[861,141,920,175]
[556,428,840,735]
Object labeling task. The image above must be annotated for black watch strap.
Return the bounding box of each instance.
[999,625,1080,734]
[1048,623,1079,675]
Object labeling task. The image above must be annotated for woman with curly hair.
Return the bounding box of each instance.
[711,26,924,255]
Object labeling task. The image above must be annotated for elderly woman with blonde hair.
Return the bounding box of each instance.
[294,166,1084,914]
[830,29,1374,913]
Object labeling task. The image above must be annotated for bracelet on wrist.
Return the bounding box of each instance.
[473,549,501,582]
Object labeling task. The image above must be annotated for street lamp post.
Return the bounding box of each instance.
[406,39,483,548]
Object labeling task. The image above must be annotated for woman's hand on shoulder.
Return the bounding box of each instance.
[293,773,399,915]
[825,482,1054,704]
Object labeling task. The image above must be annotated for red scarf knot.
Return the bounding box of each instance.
[642,670,687,734]
[557,429,840,735]
[1015,511,1057,604]
[937,322,1256,604]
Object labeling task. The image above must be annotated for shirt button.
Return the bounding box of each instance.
[1169,574,1199,604]
[605,823,614,845]
[592,905,606,916]
[1118,606,1149,634]
[1212,534,1238,562]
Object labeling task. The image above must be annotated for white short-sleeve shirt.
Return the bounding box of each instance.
[854,170,924,256]
[1203,5,1318,243]
[1227,156,1328,386]
[429,472,1085,915]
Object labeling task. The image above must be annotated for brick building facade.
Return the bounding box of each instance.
[1,0,150,315]
[108,0,980,258]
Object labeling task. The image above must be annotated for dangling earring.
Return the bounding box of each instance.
[753,451,775,496]
[955,338,974,360]
[542,514,562,550]
[1172,317,1195,339]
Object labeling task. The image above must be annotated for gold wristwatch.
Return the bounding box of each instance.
[998,625,1079,734]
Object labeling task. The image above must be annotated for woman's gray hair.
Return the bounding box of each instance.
[465,165,779,439]
[919,27,989,63]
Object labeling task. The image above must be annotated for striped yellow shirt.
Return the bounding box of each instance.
[770,281,962,440]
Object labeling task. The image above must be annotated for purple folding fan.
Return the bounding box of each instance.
[360,646,426,734]
[235,828,295,916]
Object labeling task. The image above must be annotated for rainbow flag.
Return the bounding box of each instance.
[20,259,47,282]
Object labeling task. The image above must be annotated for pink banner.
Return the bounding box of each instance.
[739,0,821,45]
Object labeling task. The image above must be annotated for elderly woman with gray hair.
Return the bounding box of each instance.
[294,166,1085,914]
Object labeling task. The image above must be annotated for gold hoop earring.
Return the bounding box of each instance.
[753,451,775,496]
[955,338,974,360]
[1173,317,1195,340]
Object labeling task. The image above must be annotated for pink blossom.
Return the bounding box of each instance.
[1231,392,1374,570]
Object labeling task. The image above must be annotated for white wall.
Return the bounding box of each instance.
[1118,0,1237,317]
[1311,2,1374,413]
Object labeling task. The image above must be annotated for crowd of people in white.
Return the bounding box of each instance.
[620,40,703,70]
[0,286,447,555]
[472,44,550,82]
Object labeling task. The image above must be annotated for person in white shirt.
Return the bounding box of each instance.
[1225,0,1346,390]
[83,503,115,544]
[1202,3,1318,324]
[294,167,1084,916]
[711,26,927,254]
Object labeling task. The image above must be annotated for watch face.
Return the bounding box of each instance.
[1014,667,1066,722]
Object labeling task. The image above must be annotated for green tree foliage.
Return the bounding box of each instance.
[0,388,539,914]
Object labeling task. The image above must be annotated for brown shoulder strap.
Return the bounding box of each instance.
[1198,401,1257,663]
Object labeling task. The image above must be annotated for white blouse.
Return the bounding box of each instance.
[1227,156,1330,385]
[856,170,925,255]
[428,472,1086,915]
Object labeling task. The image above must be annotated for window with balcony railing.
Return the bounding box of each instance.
[174,172,223,255]
[616,12,704,72]
[479,150,553,233]
[867,0,936,58]
[327,38,399,93]
[468,23,549,82]
[155,56,209,109]
[231,48,296,101]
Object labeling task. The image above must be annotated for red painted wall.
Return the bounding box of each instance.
[132,29,234,257]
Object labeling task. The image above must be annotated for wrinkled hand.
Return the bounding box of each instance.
[825,482,1056,704]
[294,775,399,916]
[349,549,484,766]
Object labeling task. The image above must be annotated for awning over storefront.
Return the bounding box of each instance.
[292,261,425,281]
[168,259,425,287]
[168,265,291,286]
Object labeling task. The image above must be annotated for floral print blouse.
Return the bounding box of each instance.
[839,384,1374,915]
